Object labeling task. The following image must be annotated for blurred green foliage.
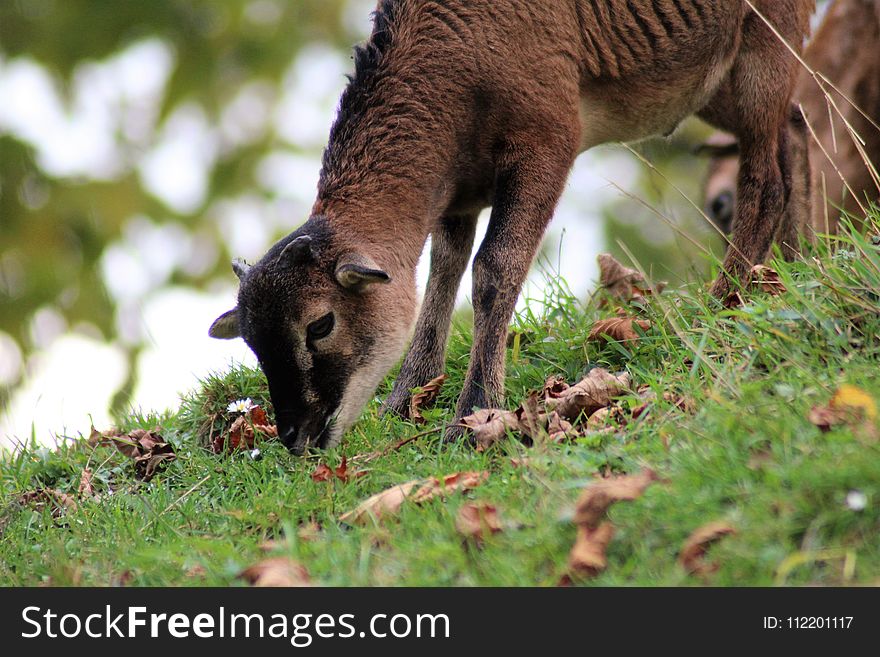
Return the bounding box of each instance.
[0,0,359,408]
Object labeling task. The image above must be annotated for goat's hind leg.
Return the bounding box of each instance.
[774,104,811,259]
[383,212,478,418]
[700,14,807,297]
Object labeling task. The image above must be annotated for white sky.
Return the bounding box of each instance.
[0,5,639,450]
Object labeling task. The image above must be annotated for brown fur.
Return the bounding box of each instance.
[213,0,815,450]
[703,0,880,236]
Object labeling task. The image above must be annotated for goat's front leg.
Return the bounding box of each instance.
[383,212,478,417]
[454,147,573,421]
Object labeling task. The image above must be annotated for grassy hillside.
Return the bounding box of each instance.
[2,216,879,587]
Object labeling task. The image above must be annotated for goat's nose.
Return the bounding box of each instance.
[278,424,307,455]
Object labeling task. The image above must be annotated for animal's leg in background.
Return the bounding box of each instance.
[774,104,811,257]
[454,144,574,421]
[702,16,803,298]
[383,212,478,417]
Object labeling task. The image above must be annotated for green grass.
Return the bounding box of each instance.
[2,216,879,587]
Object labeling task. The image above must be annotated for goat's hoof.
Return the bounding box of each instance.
[443,422,476,447]
[380,394,411,419]
[709,275,732,300]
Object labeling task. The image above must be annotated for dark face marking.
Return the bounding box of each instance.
[234,217,378,454]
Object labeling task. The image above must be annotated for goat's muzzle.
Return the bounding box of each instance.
[277,416,330,455]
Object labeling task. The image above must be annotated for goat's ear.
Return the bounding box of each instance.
[335,253,391,291]
[209,308,240,339]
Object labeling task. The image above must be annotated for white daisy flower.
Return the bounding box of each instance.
[227,398,255,414]
[845,490,867,511]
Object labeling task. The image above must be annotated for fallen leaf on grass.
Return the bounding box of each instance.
[78,468,94,498]
[459,370,629,448]
[458,408,520,450]
[544,368,631,421]
[809,385,878,437]
[311,456,367,483]
[238,557,311,587]
[588,317,651,344]
[572,469,658,528]
[212,405,278,454]
[310,463,333,482]
[597,253,644,301]
[567,522,616,578]
[679,521,736,576]
[586,405,626,431]
[134,441,176,482]
[340,471,489,525]
[410,471,489,503]
[18,489,78,517]
[596,253,665,304]
[749,264,786,295]
[409,374,447,424]
[339,482,421,524]
[546,412,574,443]
[724,265,787,309]
[455,502,502,542]
[562,469,657,582]
[89,427,176,482]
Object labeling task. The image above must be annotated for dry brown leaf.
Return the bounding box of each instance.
[679,521,736,576]
[568,522,616,578]
[335,455,366,482]
[78,468,94,498]
[238,557,311,587]
[455,502,502,542]
[546,412,575,443]
[89,427,176,482]
[311,463,333,482]
[563,469,657,581]
[410,471,489,503]
[459,408,520,450]
[586,405,626,431]
[545,368,631,421]
[339,481,420,525]
[749,264,786,295]
[409,374,447,424]
[134,442,176,482]
[589,317,651,344]
[18,489,78,517]
[808,385,878,438]
[515,393,545,441]
[312,456,367,483]
[597,253,646,301]
[723,290,745,309]
[340,471,488,525]
[211,405,277,454]
[573,469,658,529]
[541,376,570,401]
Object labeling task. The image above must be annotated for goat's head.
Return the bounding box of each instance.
[209,217,415,454]
[696,134,740,235]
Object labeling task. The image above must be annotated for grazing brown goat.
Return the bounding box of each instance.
[210,0,814,453]
[702,0,880,236]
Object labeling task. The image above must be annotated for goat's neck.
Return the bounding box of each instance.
[313,70,462,277]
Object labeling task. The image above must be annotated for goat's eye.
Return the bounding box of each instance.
[307,313,335,341]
